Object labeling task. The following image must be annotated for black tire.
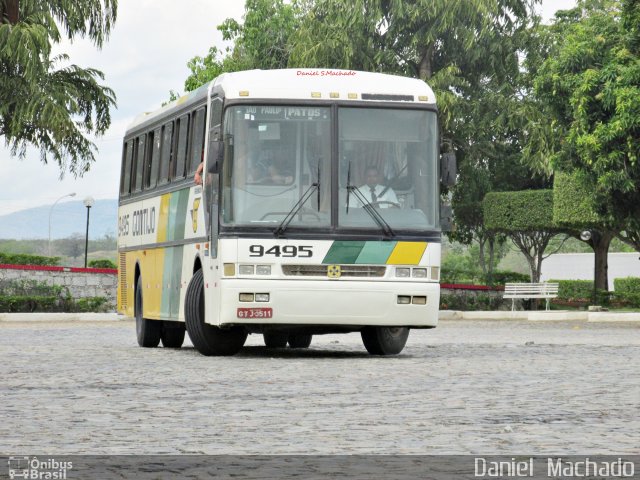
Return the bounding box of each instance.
[135,280,161,348]
[263,332,289,348]
[288,333,312,349]
[361,327,409,355]
[184,269,247,356]
[161,321,186,348]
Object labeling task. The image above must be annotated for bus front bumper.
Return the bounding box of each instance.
[216,279,439,327]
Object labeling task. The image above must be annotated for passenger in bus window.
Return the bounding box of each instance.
[194,161,204,185]
[357,166,399,207]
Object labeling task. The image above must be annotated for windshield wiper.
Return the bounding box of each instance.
[344,161,395,237]
[274,164,321,237]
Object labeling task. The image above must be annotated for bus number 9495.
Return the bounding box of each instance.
[249,245,313,258]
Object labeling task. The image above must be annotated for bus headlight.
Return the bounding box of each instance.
[256,265,271,275]
[412,268,427,278]
[239,265,255,275]
[395,267,410,278]
[239,293,254,302]
[224,263,236,276]
[255,293,270,302]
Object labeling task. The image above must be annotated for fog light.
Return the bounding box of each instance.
[239,293,254,302]
[430,266,440,281]
[412,268,427,278]
[397,295,411,304]
[412,296,427,305]
[239,265,255,275]
[256,265,271,275]
[396,267,410,278]
[255,293,270,302]
[223,263,236,276]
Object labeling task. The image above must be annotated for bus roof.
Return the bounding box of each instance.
[127,69,436,132]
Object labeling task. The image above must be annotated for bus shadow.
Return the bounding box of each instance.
[180,345,374,359]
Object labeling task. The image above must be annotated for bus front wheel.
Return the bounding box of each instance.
[135,280,161,348]
[288,334,312,348]
[185,269,247,356]
[264,332,289,348]
[361,327,409,355]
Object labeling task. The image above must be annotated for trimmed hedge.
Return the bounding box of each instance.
[0,279,111,312]
[440,292,505,311]
[483,189,555,231]
[552,279,593,301]
[88,259,117,269]
[0,252,60,266]
[553,171,601,227]
[614,277,640,307]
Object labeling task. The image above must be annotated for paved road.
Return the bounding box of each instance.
[1,319,638,454]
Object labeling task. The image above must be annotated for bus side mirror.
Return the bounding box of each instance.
[207,140,223,174]
[441,152,457,186]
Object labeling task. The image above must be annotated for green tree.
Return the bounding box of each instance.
[182,0,300,92]
[0,0,117,177]
[484,190,565,283]
[531,0,640,250]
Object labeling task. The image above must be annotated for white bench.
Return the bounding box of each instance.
[503,283,559,311]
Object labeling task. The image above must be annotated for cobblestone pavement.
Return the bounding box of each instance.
[1,320,638,455]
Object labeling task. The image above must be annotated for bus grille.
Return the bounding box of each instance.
[119,253,127,309]
[282,265,386,277]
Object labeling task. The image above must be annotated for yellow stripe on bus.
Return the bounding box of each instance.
[386,242,427,265]
[156,194,171,243]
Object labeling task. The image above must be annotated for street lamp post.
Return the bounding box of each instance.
[83,196,95,268]
[48,192,76,257]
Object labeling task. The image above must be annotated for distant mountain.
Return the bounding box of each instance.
[0,199,118,240]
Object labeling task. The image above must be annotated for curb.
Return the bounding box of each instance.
[0,313,130,322]
[440,311,640,323]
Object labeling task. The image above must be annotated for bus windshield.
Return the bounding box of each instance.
[222,105,332,228]
[221,105,439,232]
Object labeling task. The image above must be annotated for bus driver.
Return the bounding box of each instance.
[357,166,399,208]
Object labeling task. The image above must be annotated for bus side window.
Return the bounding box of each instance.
[158,121,173,185]
[188,106,206,176]
[148,127,161,189]
[120,140,134,196]
[174,113,189,180]
[133,134,145,193]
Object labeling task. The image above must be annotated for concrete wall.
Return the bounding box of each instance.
[541,253,640,290]
[0,264,117,305]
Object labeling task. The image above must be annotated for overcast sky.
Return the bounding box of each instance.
[0,0,577,215]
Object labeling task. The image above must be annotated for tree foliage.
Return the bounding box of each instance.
[484,190,563,282]
[532,0,640,242]
[183,0,300,92]
[0,0,117,177]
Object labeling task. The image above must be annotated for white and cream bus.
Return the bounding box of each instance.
[117,69,454,356]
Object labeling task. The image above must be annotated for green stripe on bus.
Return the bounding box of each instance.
[160,247,174,318]
[169,245,183,319]
[322,241,366,264]
[355,241,397,264]
[166,189,190,242]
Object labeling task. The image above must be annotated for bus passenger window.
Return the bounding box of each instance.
[174,114,189,180]
[133,135,145,193]
[189,107,206,175]
[158,121,173,185]
[148,128,161,189]
[120,140,133,195]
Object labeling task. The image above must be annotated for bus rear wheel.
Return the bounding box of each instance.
[185,269,247,356]
[135,280,161,348]
[361,327,409,355]
[288,334,312,349]
[161,321,186,348]
[264,332,289,348]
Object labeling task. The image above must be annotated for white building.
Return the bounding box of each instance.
[540,253,640,290]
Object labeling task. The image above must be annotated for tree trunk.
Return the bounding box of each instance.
[478,235,487,275]
[2,0,19,24]
[590,230,613,292]
[418,44,434,80]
